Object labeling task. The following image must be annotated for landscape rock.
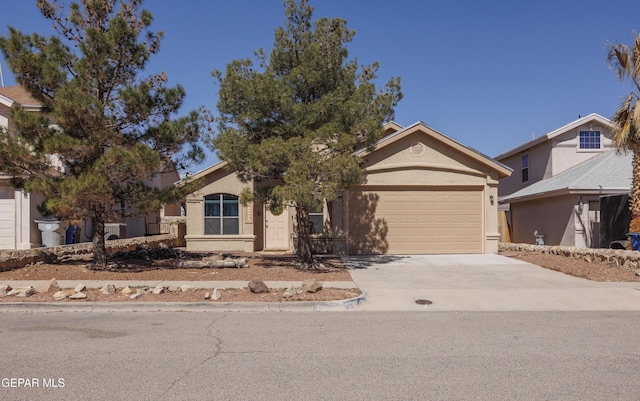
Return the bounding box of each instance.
[130,290,143,300]
[175,256,248,269]
[13,286,36,297]
[53,291,67,301]
[167,286,180,292]
[35,278,61,294]
[211,288,221,301]
[176,260,209,269]
[121,286,133,295]
[302,279,322,293]
[7,288,20,296]
[233,257,248,268]
[74,283,86,293]
[0,284,9,297]
[69,292,87,299]
[204,292,210,300]
[180,284,196,292]
[152,286,164,295]
[63,289,76,297]
[283,286,297,298]
[100,284,116,295]
[248,277,269,294]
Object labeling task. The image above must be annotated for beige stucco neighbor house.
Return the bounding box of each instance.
[0,85,176,249]
[183,121,512,255]
[496,113,631,248]
[0,86,45,249]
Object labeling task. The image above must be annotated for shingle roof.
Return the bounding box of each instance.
[500,150,632,203]
[0,85,41,106]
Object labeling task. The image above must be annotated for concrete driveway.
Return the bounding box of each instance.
[344,254,640,311]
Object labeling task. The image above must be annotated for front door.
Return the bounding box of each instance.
[265,208,289,250]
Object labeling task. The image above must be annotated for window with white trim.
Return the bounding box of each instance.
[308,203,324,235]
[204,193,239,235]
[521,154,529,183]
[579,131,601,150]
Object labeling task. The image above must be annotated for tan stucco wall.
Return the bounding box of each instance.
[498,121,615,198]
[549,123,614,176]
[184,166,255,252]
[497,141,552,198]
[511,195,578,246]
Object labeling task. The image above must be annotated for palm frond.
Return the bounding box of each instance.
[607,42,631,80]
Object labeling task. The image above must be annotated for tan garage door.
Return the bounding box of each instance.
[0,186,15,250]
[348,188,483,254]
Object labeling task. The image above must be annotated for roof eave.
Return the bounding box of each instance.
[500,186,630,204]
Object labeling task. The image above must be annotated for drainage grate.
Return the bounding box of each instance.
[415,299,432,305]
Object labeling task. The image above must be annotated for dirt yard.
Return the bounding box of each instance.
[1,247,638,303]
[498,249,640,282]
[0,249,357,303]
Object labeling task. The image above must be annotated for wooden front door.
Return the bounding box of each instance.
[265,209,289,250]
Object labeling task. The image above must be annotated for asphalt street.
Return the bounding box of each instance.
[1,311,639,400]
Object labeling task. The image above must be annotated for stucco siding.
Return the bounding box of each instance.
[510,196,576,246]
[497,140,552,198]
[550,122,614,176]
[185,166,255,251]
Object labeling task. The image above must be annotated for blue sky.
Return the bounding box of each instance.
[1,0,639,172]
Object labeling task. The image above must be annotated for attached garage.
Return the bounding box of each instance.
[348,187,483,254]
[335,121,512,255]
[0,185,15,249]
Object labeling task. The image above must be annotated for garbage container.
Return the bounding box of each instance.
[627,232,640,251]
[35,218,66,247]
[65,225,81,244]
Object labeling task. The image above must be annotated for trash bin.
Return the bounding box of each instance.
[65,225,81,244]
[35,218,66,247]
[627,232,640,251]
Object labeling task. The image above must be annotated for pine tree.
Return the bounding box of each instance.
[211,0,401,262]
[0,0,204,268]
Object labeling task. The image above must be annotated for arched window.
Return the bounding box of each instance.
[204,194,239,235]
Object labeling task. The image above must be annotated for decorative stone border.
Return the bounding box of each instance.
[499,242,640,270]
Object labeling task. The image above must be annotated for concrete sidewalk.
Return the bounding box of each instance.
[344,254,640,311]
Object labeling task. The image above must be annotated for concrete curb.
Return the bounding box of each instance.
[0,292,367,313]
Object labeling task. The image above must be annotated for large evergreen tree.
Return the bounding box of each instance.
[0,0,204,268]
[607,31,640,233]
[211,0,401,262]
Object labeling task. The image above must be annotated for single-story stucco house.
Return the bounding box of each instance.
[183,121,512,255]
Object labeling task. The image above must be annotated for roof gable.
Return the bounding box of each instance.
[359,121,512,178]
[494,113,615,160]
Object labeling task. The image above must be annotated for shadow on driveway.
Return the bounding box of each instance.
[341,255,408,269]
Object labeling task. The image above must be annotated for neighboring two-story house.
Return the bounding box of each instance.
[0,85,177,250]
[496,113,631,248]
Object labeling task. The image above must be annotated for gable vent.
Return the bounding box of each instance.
[409,141,426,156]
